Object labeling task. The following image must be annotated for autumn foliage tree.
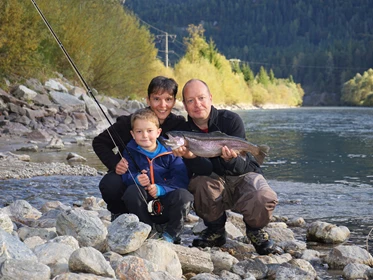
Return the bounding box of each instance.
[0,0,42,77]
[341,69,373,106]
[1,0,161,98]
[175,24,252,105]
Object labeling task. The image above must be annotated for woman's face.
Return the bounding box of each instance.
[147,91,176,124]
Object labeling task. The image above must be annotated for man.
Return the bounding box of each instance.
[173,79,279,255]
[92,76,185,221]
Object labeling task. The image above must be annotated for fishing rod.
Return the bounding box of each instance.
[30,0,164,214]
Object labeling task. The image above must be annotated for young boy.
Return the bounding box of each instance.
[121,108,193,243]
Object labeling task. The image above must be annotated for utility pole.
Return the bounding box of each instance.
[156,33,176,68]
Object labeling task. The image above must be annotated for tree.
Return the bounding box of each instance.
[241,63,255,83]
[15,0,160,98]
[0,0,41,77]
[269,69,275,83]
[257,66,270,86]
[184,24,209,64]
[175,24,252,105]
[230,60,241,74]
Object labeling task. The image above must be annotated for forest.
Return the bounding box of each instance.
[1,0,372,107]
[125,0,373,105]
[0,0,304,107]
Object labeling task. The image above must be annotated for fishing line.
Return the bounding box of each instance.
[30,0,152,208]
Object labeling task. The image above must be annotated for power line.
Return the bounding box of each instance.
[138,16,366,72]
[137,18,177,68]
[233,59,369,71]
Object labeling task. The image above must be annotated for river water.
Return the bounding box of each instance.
[238,107,373,251]
[1,107,373,252]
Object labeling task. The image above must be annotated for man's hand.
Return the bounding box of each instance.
[172,146,196,159]
[145,184,158,198]
[115,158,129,175]
[137,170,150,187]
[221,146,238,162]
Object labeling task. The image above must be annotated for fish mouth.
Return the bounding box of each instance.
[164,134,185,150]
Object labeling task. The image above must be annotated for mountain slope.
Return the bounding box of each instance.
[124,0,373,102]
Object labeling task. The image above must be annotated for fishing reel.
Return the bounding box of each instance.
[147,199,163,216]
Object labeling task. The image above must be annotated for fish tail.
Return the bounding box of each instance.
[256,145,270,165]
[259,144,270,155]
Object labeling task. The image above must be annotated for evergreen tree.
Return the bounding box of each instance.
[269,69,275,83]
[230,60,241,74]
[257,66,270,86]
[241,63,255,83]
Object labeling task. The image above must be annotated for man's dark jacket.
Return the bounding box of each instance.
[179,106,262,177]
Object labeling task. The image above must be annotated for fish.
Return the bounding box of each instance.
[164,131,270,165]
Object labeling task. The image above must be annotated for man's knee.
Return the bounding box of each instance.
[258,188,278,211]
[188,175,224,196]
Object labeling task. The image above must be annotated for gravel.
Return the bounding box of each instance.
[0,158,98,180]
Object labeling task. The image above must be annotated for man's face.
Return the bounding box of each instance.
[183,81,212,122]
[147,91,176,124]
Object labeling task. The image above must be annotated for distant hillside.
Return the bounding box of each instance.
[124,0,373,105]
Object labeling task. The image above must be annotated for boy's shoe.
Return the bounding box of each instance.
[192,227,226,248]
[173,236,181,244]
[246,228,282,255]
[161,232,182,244]
[162,232,175,243]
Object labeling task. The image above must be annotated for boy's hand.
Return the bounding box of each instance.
[137,170,150,186]
[145,184,158,198]
[115,158,129,175]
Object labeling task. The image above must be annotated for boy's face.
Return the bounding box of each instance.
[147,90,176,125]
[130,119,161,151]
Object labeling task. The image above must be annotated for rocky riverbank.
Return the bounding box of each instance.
[0,75,294,179]
[2,77,373,279]
[0,76,150,161]
[1,196,373,280]
[0,75,293,162]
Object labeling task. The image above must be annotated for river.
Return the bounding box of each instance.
[1,107,373,253]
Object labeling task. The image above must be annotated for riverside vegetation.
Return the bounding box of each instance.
[1,77,373,279]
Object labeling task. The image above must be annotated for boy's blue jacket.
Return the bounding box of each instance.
[121,137,189,194]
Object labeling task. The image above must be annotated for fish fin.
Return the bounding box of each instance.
[209,131,229,137]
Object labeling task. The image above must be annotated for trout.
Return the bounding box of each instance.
[164,131,270,165]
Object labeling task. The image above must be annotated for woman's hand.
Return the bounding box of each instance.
[115,158,129,175]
